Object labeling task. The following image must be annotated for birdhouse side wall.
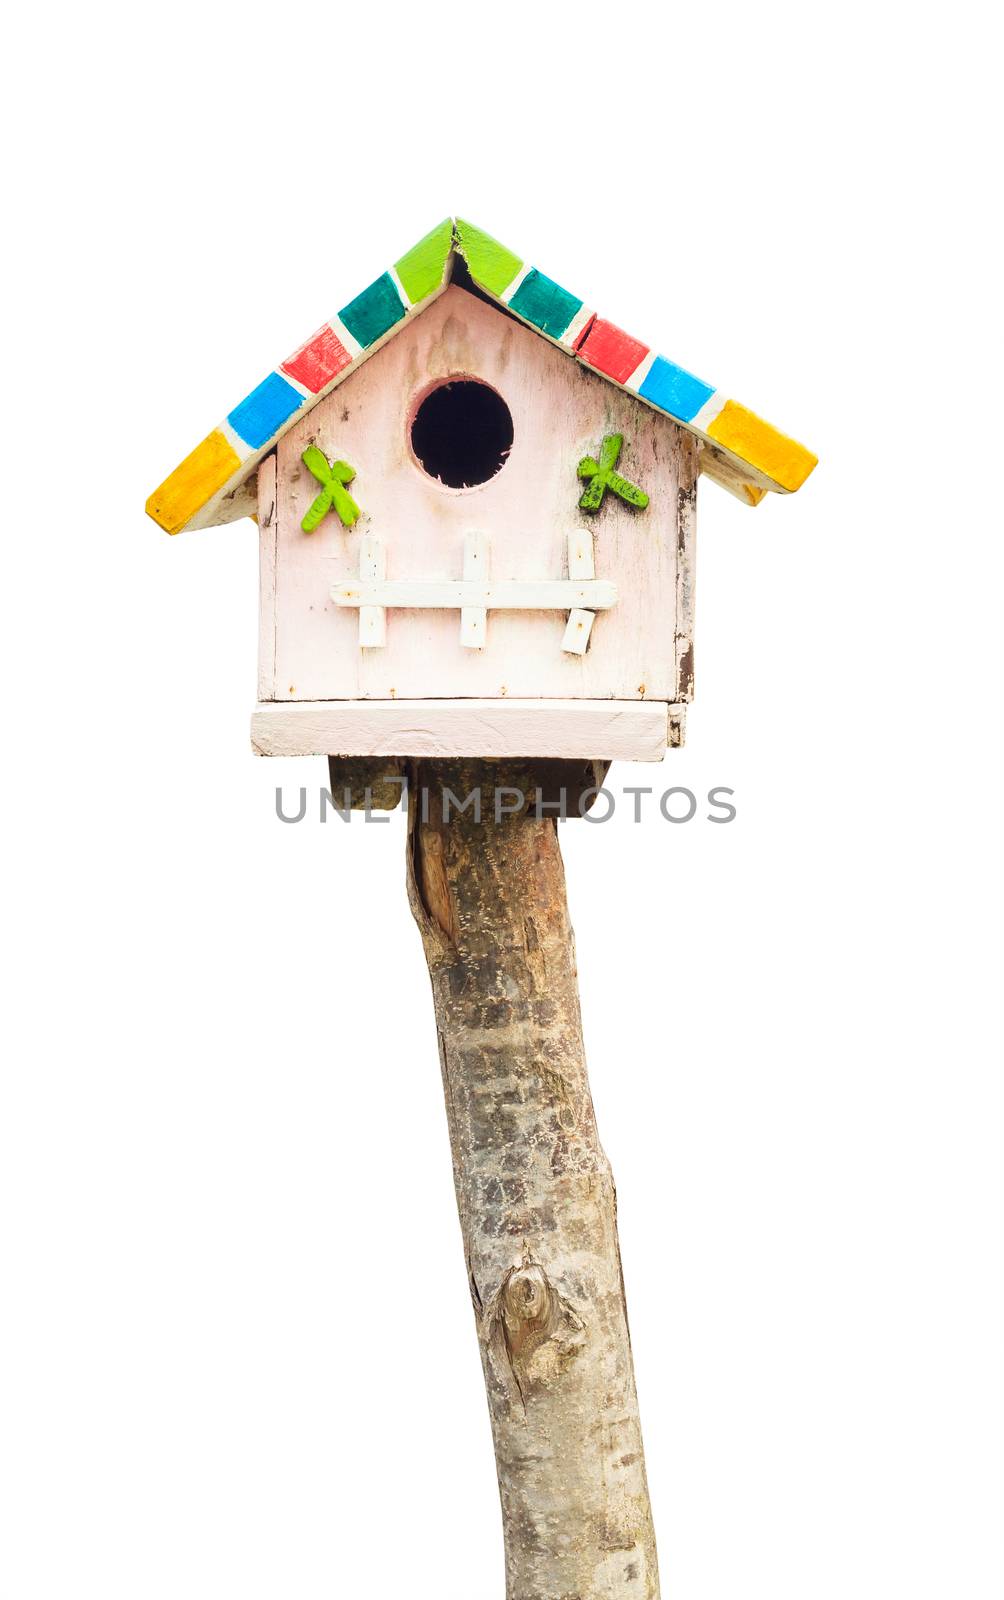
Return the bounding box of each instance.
[257,284,697,706]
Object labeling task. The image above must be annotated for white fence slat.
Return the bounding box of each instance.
[358,536,386,648]
[562,608,595,655]
[562,531,597,653]
[567,529,595,580]
[461,531,489,649]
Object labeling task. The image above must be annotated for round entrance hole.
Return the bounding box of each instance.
[410,378,513,488]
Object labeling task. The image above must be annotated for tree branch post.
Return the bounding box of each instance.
[406,759,659,1600]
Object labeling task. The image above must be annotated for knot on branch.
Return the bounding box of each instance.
[501,1264,552,1359]
[482,1248,586,1411]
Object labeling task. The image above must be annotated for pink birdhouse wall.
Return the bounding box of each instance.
[256,285,697,758]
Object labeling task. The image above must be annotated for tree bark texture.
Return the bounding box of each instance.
[406,760,659,1600]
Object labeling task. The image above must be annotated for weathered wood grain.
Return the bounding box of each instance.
[322,758,612,815]
[697,441,767,506]
[325,755,406,809]
[407,762,660,1600]
[675,444,698,701]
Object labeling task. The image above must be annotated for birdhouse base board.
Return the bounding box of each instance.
[251,698,683,761]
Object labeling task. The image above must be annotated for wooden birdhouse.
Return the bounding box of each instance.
[147,218,816,761]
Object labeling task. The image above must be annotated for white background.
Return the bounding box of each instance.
[2,3,1001,1596]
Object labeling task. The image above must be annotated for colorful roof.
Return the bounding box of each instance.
[146,217,816,534]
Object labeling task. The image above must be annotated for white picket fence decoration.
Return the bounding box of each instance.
[332,531,614,652]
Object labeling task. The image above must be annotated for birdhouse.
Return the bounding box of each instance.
[147,218,816,762]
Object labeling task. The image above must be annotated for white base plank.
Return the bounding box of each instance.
[251,698,683,761]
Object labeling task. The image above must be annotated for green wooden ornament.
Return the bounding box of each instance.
[301,446,361,531]
[577,434,649,513]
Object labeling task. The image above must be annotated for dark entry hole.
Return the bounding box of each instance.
[411,379,513,488]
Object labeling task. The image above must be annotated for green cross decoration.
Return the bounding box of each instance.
[577,433,649,513]
[301,446,361,532]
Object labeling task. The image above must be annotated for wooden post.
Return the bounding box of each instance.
[406,760,659,1600]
